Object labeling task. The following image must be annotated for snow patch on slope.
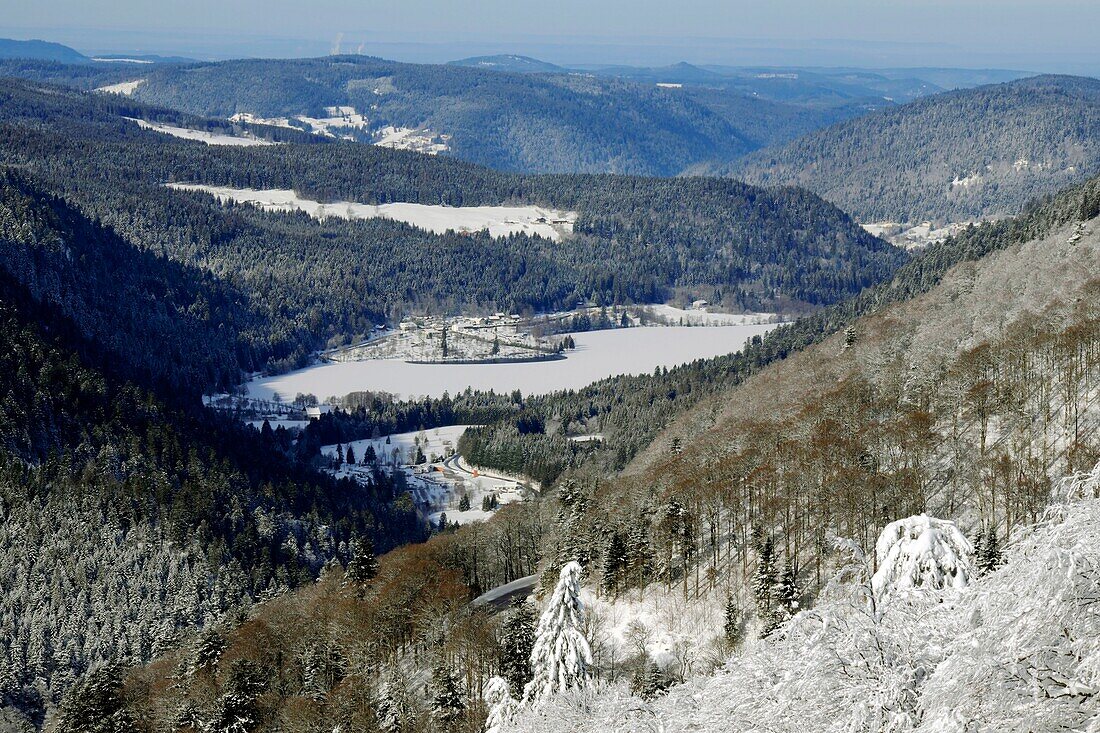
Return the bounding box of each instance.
[127,119,276,146]
[166,184,576,240]
[95,79,144,95]
[230,106,450,152]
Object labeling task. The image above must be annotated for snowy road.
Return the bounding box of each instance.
[471,574,539,610]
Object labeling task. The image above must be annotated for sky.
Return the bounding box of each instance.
[2,0,1099,72]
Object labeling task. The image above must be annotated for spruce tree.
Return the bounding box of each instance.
[54,664,135,733]
[523,561,592,707]
[429,661,466,727]
[377,666,415,733]
[753,535,778,624]
[458,493,471,511]
[344,537,379,586]
[601,530,628,597]
[776,560,799,617]
[723,597,743,650]
[499,601,536,693]
[978,526,1003,573]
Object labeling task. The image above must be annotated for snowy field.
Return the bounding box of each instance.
[95,79,144,95]
[229,107,450,152]
[127,119,276,146]
[862,220,977,250]
[248,324,776,402]
[643,305,779,327]
[167,184,577,241]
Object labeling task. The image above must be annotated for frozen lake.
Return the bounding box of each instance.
[247,324,776,402]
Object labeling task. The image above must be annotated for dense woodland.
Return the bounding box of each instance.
[733,75,1100,222]
[9,55,755,176]
[0,176,427,728]
[0,77,903,374]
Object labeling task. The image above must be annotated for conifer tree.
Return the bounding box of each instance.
[377,666,415,733]
[777,560,800,617]
[458,493,471,511]
[523,561,592,707]
[54,664,135,733]
[429,660,466,727]
[344,537,379,586]
[753,535,777,614]
[483,676,516,733]
[499,601,536,693]
[978,526,1003,574]
[723,597,744,650]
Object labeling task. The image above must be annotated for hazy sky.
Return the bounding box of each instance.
[3,0,1099,71]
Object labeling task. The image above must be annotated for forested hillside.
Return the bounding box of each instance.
[0,172,426,728]
[456,174,1100,486]
[0,78,903,375]
[78,55,757,175]
[0,55,891,175]
[732,75,1100,223]
[93,174,1100,733]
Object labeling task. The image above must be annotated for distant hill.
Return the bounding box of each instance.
[732,74,1100,223]
[0,37,87,63]
[0,54,892,175]
[448,54,566,73]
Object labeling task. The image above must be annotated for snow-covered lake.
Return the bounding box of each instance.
[167,184,576,241]
[247,324,776,402]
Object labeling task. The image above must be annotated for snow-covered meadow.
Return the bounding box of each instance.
[127,119,276,146]
[643,304,778,326]
[167,184,577,241]
[247,324,776,402]
[95,79,144,95]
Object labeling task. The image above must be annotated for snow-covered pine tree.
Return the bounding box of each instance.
[723,597,743,650]
[377,665,416,733]
[523,561,592,708]
[629,658,668,700]
[429,660,466,727]
[483,675,516,733]
[977,526,1003,573]
[601,530,628,596]
[871,514,975,602]
[752,535,777,616]
[776,560,799,617]
[344,537,380,586]
[500,601,536,693]
[53,664,135,733]
[458,493,471,511]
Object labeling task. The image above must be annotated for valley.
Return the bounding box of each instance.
[0,18,1098,733]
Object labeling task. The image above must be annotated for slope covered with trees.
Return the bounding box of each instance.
[733,75,1100,223]
[0,55,893,176]
[0,77,904,375]
[0,173,425,728]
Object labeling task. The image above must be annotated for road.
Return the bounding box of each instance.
[470,574,539,610]
[440,454,539,495]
